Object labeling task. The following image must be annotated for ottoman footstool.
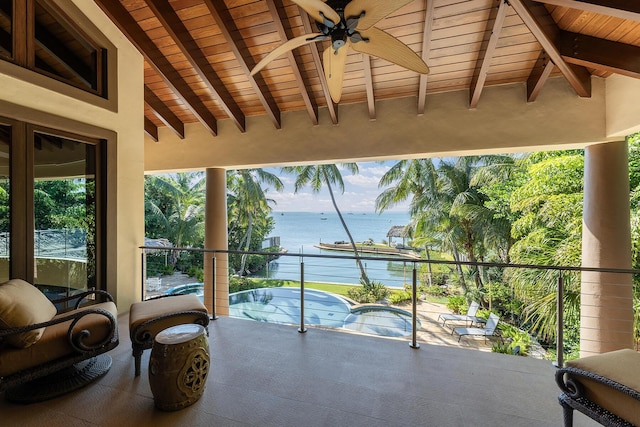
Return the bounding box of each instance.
[129,294,210,376]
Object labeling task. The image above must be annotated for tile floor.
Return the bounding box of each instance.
[1,315,599,426]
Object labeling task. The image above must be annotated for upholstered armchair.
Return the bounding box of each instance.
[0,279,118,403]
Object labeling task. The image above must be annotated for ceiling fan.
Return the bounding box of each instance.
[251,0,429,103]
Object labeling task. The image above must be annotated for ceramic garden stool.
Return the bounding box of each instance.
[148,324,210,411]
[129,294,209,376]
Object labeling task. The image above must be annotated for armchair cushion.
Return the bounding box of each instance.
[0,301,117,377]
[0,279,57,348]
[564,348,640,426]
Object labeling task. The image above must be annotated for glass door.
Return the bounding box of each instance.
[32,130,101,298]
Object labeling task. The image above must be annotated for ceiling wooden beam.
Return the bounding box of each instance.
[94,0,218,136]
[526,52,555,101]
[362,54,376,120]
[144,117,159,142]
[470,0,508,109]
[267,0,319,125]
[532,0,640,22]
[144,86,185,139]
[417,0,435,115]
[204,0,281,130]
[299,9,338,124]
[146,0,245,132]
[558,31,640,78]
[509,0,591,98]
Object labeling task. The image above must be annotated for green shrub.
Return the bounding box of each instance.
[347,280,390,303]
[446,295,466,314]
[186,266,204,282]
[421,284,447,297]
[389,290,412,304]
[161,264,174,276]
[492,323,531,356]
[229,276,256,293]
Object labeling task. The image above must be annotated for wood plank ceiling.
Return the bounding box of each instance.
[93,0,640,141]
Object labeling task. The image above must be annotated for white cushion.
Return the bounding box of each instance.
[0,279,57,348]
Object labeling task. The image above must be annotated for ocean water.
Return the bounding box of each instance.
[252,211,416,287]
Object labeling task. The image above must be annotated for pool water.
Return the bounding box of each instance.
[228,287,420,337]
[229,287,352,328]
[344,306,417,337]
[165,284,421,338]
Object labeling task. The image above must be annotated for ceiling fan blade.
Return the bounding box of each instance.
[292,0,340,27]
[345,0,415,31]
[323,45,348,103]
[352,27,429,74]
[251,33,324,76]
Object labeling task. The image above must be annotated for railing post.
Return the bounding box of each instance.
[211,255,218,320]
[299,258,307,333]
[410,263,420,349]
[556,271,564,368]
[141,251,146,300]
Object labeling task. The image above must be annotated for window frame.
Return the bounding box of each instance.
[4,0,107,97]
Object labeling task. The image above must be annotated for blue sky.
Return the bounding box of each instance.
[263,161,410,213]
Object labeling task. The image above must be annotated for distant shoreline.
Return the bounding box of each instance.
[314,243,421,259]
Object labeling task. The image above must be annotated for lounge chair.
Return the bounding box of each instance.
[0,279,118,403]
[556,349,640,426]
[438,301,481,327]
[452,313,500,343]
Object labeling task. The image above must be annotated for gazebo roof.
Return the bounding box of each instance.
[387,225,409,238]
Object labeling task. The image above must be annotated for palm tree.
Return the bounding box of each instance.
[376,159,440,287]
[376,159,439,216]
[376,156,514,295]
[145,172,206,265]
[281,163,371,285]
[227,168,283,276]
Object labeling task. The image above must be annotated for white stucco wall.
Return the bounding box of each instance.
[0,0,145,312]
[605,74,640,138]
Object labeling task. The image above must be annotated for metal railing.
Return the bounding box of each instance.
[140,245,639,366]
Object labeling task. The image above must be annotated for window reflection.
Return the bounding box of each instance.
[33,132,96,297]
[0,124,9,283]
[0,1,12,60]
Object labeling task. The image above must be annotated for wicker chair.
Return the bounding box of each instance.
[555,349,640,427]
[0,280,118,403]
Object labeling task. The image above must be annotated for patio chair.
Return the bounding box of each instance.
[452,313,500,343]
[0,279,118,403]
[438,301,481,327]
[555,348,640,427]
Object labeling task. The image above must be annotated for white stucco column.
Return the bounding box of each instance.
[580,140,633,356]
[204,168,229,316]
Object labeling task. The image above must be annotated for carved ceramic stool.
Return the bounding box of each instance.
[148,324,210,411]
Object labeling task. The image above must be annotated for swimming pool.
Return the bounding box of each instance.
[229,287,353,328]
[229,287,420,337]
[165,284,420,337]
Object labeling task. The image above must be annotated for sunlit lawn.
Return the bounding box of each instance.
[249,278,355,297]
[248,277,448,303]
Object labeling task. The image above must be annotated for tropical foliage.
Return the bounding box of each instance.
[144,170,280,274]
[374,145,639,356]
[227,168,282,275]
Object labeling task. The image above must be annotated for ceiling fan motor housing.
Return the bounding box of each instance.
[318,0,366,52]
